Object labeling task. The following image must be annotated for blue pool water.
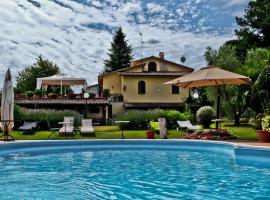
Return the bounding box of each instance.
[0,140,270,199]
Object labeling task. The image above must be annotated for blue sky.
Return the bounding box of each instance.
[0,0,249,85]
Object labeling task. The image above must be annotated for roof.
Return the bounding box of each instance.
[123,102,185,108]
[15,98,109,105]
[101,63,146,76]
[100,56,194,77]
[132,56,194,72]
[118,71,189,76]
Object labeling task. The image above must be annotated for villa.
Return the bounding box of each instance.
[99,52,194,118]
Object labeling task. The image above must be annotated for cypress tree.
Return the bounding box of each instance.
[103,27,133,72]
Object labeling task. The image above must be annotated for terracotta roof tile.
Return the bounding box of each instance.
[15,98,109,105]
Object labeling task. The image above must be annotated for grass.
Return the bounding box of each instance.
[6,123,258,141]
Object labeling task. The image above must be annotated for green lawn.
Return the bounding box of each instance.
[7,123,257,141]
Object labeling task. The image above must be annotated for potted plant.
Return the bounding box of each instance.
[258,115,270,142]
[145,121,156,139]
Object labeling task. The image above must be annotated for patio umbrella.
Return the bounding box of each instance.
[165,66,251,129]
[0,69,14,141]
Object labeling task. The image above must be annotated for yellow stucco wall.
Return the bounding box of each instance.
[111,102,125,116]
[122,76,188,103]
[102,73,122,94]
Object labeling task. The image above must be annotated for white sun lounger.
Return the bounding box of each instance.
[59,117,74,134]
[177,120,199,131]
[80,119,95,135]
[18,121,38,132]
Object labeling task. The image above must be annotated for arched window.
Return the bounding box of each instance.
[148,62,157,72]
[138,81,146,94]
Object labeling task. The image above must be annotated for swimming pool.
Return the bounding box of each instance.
[0,140,270,199]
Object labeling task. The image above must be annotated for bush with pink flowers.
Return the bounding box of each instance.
[184,129,237,140]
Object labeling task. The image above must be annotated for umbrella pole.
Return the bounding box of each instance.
[60,80,63,95]
[216,87,221,129]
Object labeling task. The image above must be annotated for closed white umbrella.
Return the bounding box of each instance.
[0,69,14,141]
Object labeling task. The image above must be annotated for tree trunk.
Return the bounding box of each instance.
[234,112,241,125]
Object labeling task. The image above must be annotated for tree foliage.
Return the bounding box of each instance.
[103,27,133,72]
[234,0,270,57]
[16,56,60,92]
[240,48,270,81]
[252,65,270,113]
[204,44,242,72]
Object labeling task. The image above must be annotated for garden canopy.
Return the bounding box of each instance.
[164,66,250,88]
[36,74,87,94]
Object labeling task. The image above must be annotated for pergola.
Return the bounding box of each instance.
[36,74,87,95]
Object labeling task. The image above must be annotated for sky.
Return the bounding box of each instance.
[0,0,250,86]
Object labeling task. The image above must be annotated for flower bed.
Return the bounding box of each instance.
[184,129,237,140]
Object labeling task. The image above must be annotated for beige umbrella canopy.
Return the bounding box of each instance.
[165,66,251,129]
[165,66,251,88]
[0,69,15,141]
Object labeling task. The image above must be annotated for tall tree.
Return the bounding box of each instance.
[235,0,270,49]
[103,27,133,72]
[204,44,247,125]
[16,56,60,92]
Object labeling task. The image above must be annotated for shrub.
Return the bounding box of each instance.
[117,109,192,130]
[165,110,192,129]
[14,105,81,129]
[196,106,215,128]
[25,91,34,97]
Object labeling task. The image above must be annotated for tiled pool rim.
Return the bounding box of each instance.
[0,140,269,162]
[1,140,270,167]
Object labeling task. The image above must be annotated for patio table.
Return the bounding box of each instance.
[115,121,130,139]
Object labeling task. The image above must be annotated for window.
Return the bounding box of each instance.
[148,62,157,72]
[172,85,179,94]
[138,81,146,94]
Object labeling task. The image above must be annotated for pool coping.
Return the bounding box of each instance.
[1,139,270,150]
[1,139,270,168]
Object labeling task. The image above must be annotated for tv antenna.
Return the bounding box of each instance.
[139,32,143,59]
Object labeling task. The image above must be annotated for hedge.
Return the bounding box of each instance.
[117,109,192,130]
[14,105,81,129]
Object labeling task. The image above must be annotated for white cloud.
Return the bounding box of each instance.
[0,0,245,87]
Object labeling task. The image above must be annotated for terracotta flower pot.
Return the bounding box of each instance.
[256,130,270,142]
[146,130,155,139]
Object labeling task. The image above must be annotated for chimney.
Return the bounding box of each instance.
[159,52,165,59]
